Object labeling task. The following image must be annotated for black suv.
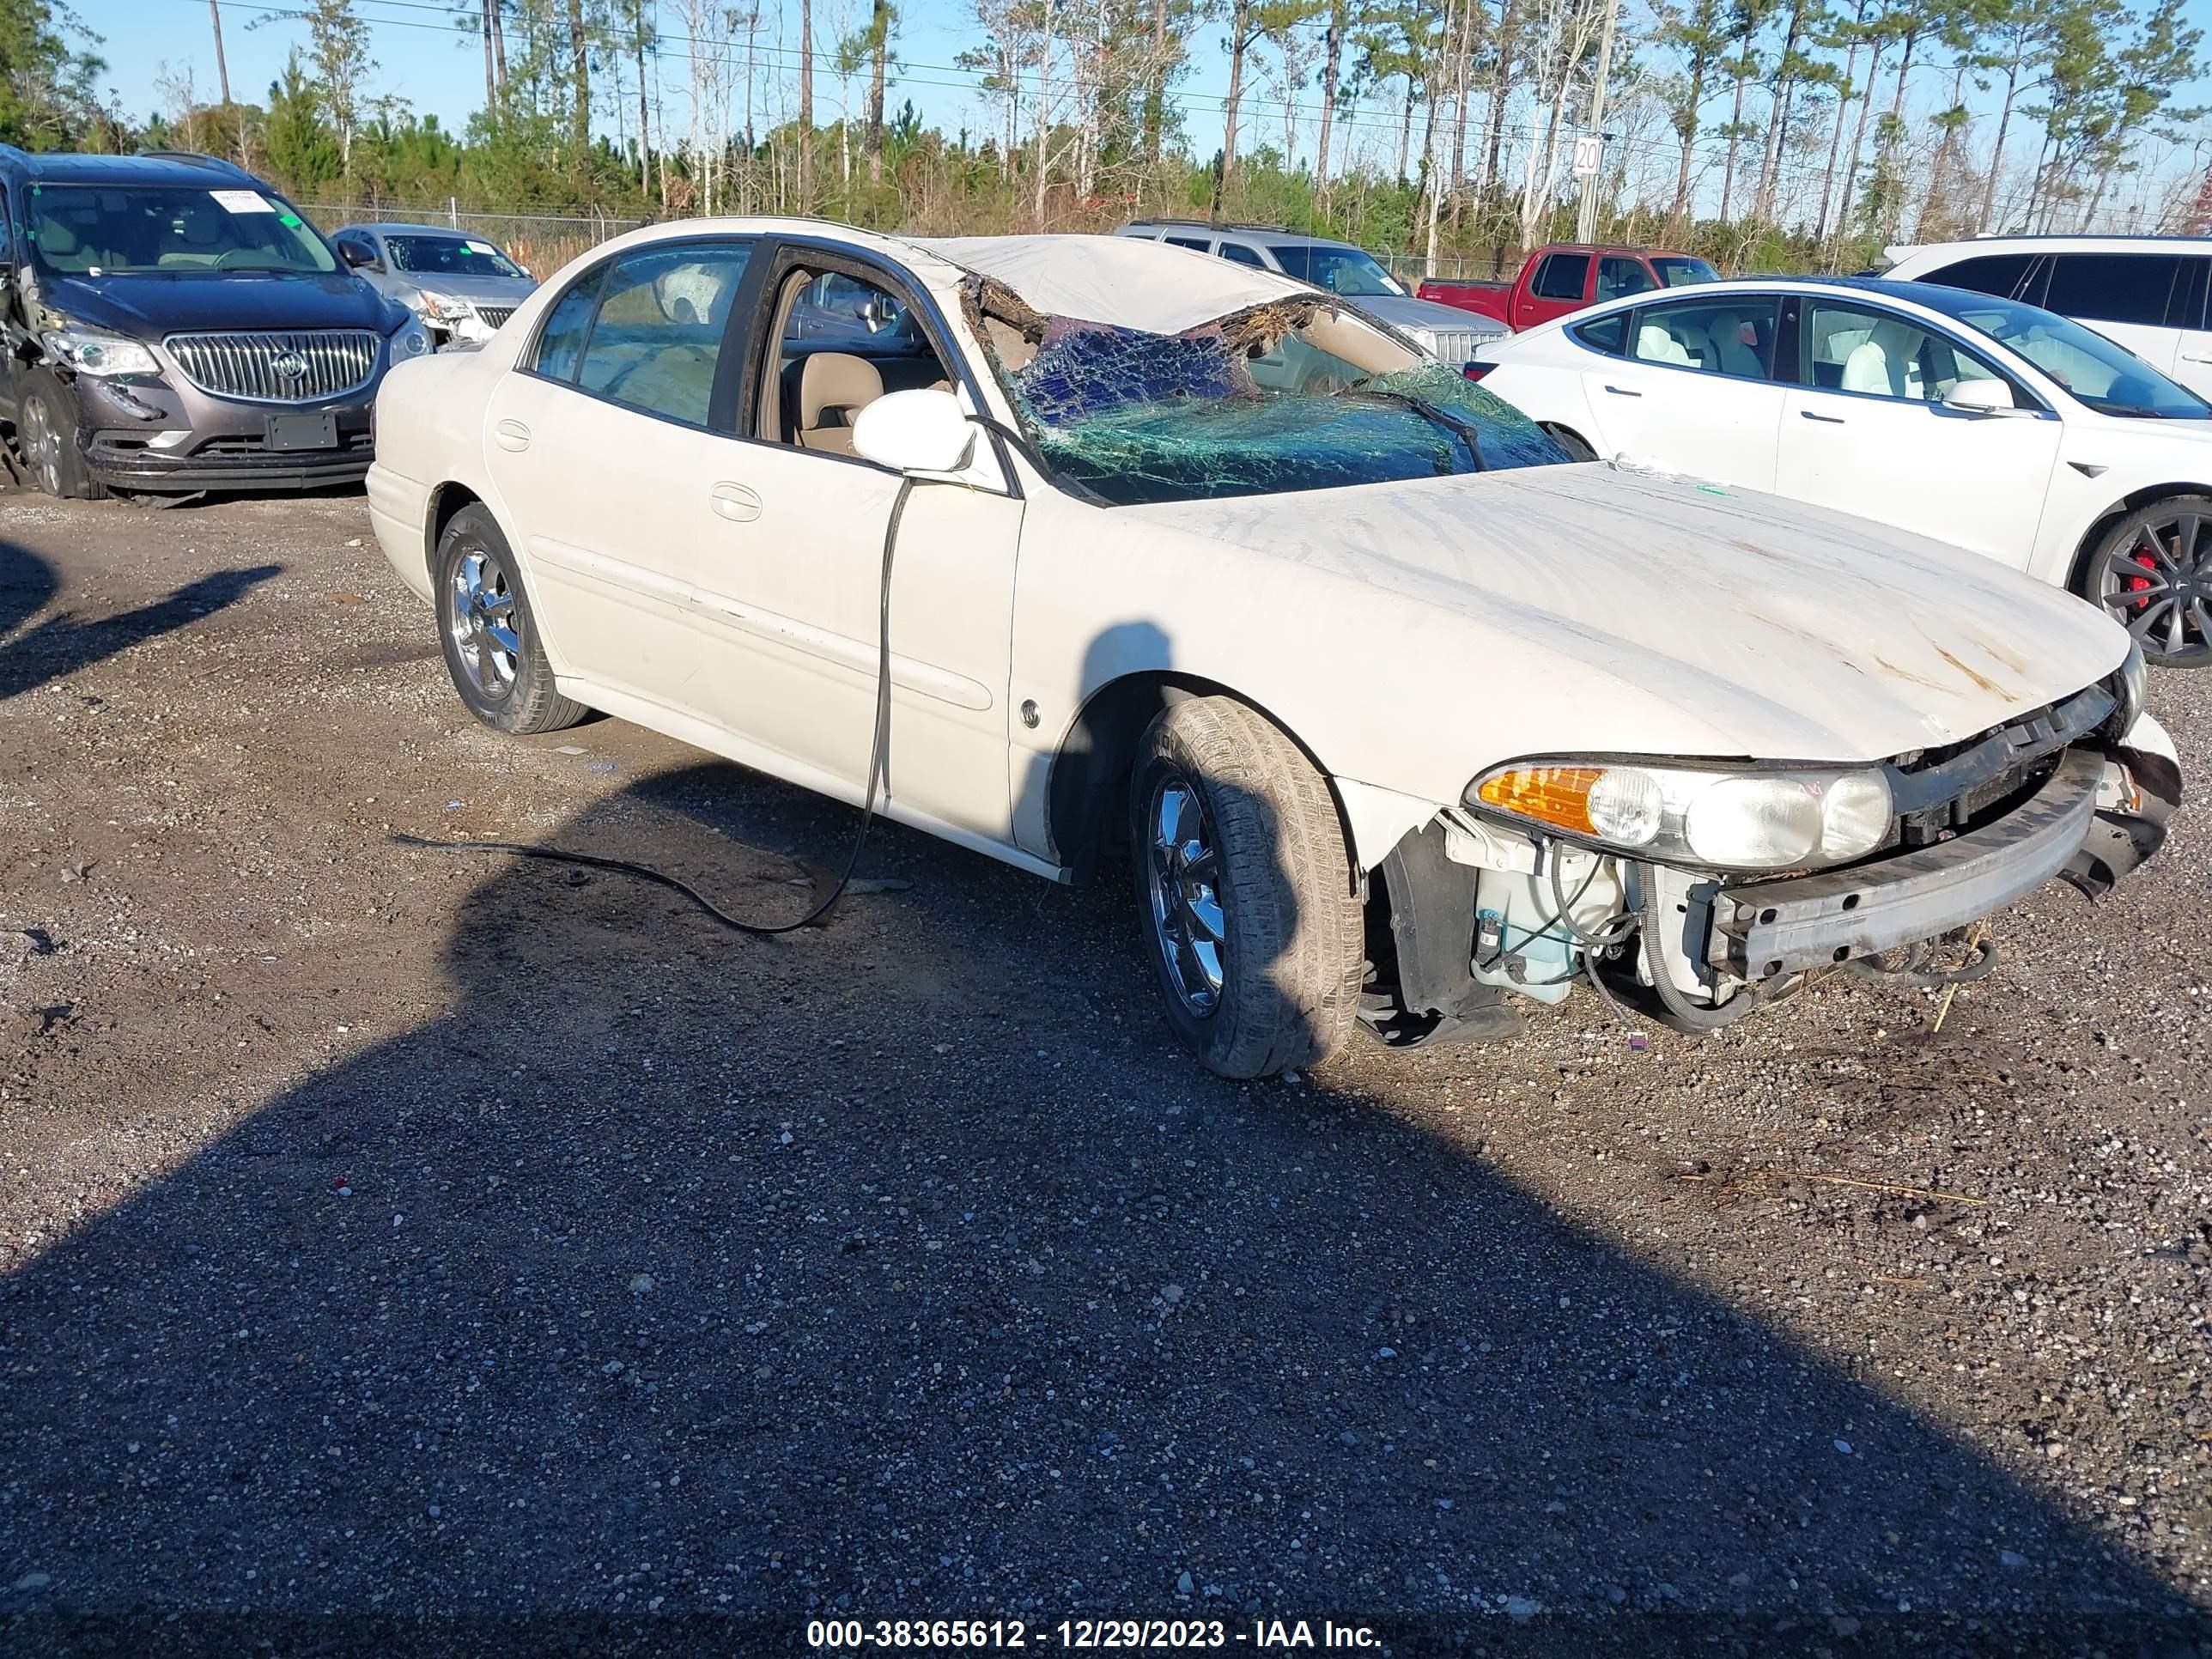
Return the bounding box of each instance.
[0,147,432,497]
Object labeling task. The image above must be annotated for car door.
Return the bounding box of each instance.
[1775,296,2060,566]
[2039,251,2188,384]
[675,244,1025,844]
[2166,256,2212,402]
[1575,292,1787,489]
[1521,251,1591,327]
[1593,254,1656,307]
[480,236,763,723]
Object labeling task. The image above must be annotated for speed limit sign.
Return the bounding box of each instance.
[1573,133,1603,177]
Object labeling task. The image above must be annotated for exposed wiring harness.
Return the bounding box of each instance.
[397,475,919,935]
[1633,861,1774,1034]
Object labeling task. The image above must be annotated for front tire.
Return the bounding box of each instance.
[434,504,587,734]
[2076,495,2212,669]
[16,372,103,500]
[1130,696,1364,1079]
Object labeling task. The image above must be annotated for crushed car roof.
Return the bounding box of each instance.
[914,234,1309,334]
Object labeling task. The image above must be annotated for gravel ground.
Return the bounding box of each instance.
[1,491,2209,1648]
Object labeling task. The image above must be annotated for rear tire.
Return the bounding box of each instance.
[1545,424,1597,463]
[1130,696,1364,1079]
[2075,494,2212,669]
[434,504,588,734]
[16,372,103,501]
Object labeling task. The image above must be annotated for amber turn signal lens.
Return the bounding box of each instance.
[1474,766,1603,835]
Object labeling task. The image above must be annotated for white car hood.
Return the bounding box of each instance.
[1123,464,2129,763]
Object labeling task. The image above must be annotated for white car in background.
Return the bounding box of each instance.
[1881,236,2212,403]
[367,225,2177,1079]
[1470,276,2212,667]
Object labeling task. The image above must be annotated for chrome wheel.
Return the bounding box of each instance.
[1147,774,1227,1014]
[20,395,63,496]
[2096,508,2212,664]
[446,546,521,697]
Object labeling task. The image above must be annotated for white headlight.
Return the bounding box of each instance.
[390,319,434,359]
[41,326,161,378]
[1685,775,1823,866]
[1820,772,1893,862]
[1587,768,1662,846]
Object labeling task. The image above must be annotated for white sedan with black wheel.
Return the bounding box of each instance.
[1469,276,2212,668]
[368,225,2178,1078]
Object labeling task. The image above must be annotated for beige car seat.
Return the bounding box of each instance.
[1843,319,1926,399]
[797,353,885,454]
[1704,313,1765,378]
[1636,322,1695,366]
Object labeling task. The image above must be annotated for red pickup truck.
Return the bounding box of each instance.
[1419,244,1720,331]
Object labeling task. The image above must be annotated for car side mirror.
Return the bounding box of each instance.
[852,388,975,474]
[1942,377,2032,416]
[339,243,380,271]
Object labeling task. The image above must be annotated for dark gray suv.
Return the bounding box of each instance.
[0,147,432,498]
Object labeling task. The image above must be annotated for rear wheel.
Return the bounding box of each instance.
[15,373,102,501]
[1130,696,1364,1079]
[2077,495,2212,669]
[434,504,588,734]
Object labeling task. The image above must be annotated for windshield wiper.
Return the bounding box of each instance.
[1346,380,1486,469]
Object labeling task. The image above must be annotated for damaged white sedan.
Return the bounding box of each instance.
[368,222,2181,1078]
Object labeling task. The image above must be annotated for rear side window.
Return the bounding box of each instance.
[532,267,604,381]
[574,241,754,427]
[1218,241,1265,269]
[1531,253,1589,301]
[2044,252,2185,328]
[1595,256,1655,303]
[531,267,601,382]
[1920,252,2034,301]
[1571,311,1629,355]
[1164,235,1210,252]
[1630,295,1780,380]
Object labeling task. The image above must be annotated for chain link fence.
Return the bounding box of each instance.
[297,201,1527,292]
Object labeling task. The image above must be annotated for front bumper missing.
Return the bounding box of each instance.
[1707,748,2105,982]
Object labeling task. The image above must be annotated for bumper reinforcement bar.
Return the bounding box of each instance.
[1708,747,2101,982]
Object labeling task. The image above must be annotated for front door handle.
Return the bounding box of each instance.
[1800,410,1846,424]
[2182,350,2212,364]
[710,482,763,522]
[494,418,531,452]
[1603,383,1643,398]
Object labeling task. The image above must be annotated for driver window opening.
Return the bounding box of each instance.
[757,267,953,456]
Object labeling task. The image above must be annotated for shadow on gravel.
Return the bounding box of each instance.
[0,555,282,702]
[0,538,58,643]
[0,759,2191,1644]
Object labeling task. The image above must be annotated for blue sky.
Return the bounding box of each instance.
[87,0,1247,158]
[76,0,2212,224]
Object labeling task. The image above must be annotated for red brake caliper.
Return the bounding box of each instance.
[2126,538,2162,611]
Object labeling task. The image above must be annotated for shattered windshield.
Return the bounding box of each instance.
[970,285,1568,506]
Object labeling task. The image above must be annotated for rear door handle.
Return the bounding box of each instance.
[1800,410,1846,424]
[710,482,763,522]
[494,418,531,452]
[1602,383,1643,398]
[2182,351,2212,363]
